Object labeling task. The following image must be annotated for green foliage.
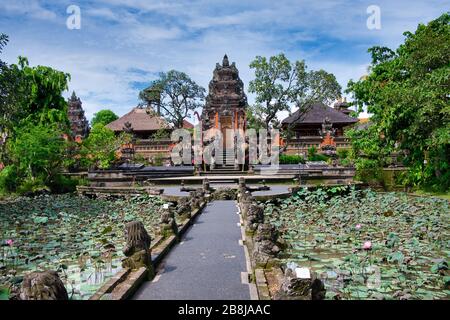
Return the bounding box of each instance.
[248,53,341,129]
[13,57,70,128]
[140,70,206,128]
[279,154,305,164]
[307,146,329,162]
[0,54,71,194]
[337,148,350,159]
[81,124,118,170]
[5,124,67,193]
[263,189,449,299]
[346,13,450,191]
[152,127,170,140]
[0,194,166,300]
[91,109,118,127]
[152,153,166,166]
[0,165,17,194]
[47,174,80,194]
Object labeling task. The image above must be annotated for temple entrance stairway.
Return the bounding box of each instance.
[207,149,241,175]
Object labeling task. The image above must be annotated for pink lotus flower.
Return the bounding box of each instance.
[363,241,372,250]
[6,239,14,246]
[355,224,362,230]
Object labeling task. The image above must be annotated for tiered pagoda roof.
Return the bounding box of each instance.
[202,54,247,119]
[67,91,90,139]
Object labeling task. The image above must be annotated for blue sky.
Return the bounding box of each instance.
[0,0,448,121]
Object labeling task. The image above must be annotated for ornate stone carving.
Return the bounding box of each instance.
[252,223,281,265]
[274,268,326,300]
[201,55,248,131]
[175,197,191,217]
[18,271,68,300]
[202,178,211,193]
[211,188,236,200]
[123,121,134,134]
[160,205,179,238]
[246,204,264,231]
[122,221,153,275]
[239,191,254,216]
[67,91,89,140]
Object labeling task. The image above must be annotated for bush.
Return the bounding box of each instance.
[279,154,305,164]
[0,165,18,193]
[47,174,79,194]
[337,148,350,159]
[153,153,166,166]
[16,177,47,195]
[307,146,330,162]
[354,158,382,183]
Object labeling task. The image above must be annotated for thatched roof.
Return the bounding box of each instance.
[282,102,358,125]
[106,107,194,132]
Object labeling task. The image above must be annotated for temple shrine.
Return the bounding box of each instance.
[201,54,248,148]
[67,91,90,141]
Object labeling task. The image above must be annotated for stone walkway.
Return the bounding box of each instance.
[132,200,252,300]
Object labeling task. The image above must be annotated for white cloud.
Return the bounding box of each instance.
[0,0,57,21]
[1,0,447,122]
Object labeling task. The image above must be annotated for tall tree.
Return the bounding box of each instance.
[248,53,341,130]
[91,109,118,127]
[139,70,205,129]
[346,13,450,191]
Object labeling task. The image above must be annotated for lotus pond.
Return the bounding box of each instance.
[262,187,450,300]
[0,194,166,300]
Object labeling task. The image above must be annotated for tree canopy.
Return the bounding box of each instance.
[91,109,119,127]
[346,12,449,191]
[248,53,341,130]
[139,70,205,129]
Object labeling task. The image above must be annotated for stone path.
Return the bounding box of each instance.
[132,200,253,300]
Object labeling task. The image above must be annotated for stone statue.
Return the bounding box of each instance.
[18,271,68,300]
[274,268,326,300]
[239,191,254,216]
[123,121,134,134]
[246,204,264,231]
[202,178,211,193]
[211,188,236,200]
[252,223,281,266]
[176,197,191,217]
[122,221,153,275]
[238,177,247,195]
[160,205,179,238]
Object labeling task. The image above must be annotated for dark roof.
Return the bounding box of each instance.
[282,102,358,125]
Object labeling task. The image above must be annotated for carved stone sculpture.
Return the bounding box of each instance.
[19,271,68,300]
[176,197,191,217]
[211,188,236,200]
[252,223,281,266]
[160,205,179,238]
[274,268,326,300]
[202,178,211,193]
[189,190,204,210]
[122,221,153,276]
[240,191,254,216]
[238,177,247,195]
[246,204,264,231]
